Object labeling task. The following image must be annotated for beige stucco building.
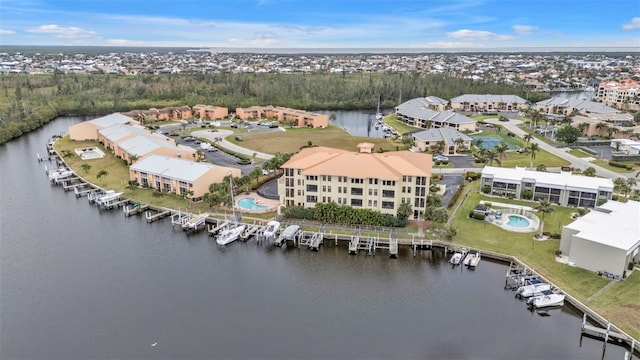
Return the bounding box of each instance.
[395,98,477,132]
[412,128,472,154]
[69,113,137,141]
[122,105,194,124]
[236,105,328,128]
[193,105,228,120]
[450,94,528,111]
[597,79,640,111]
[278,143,432,220]
[560,200,640,277]
[129,155,240,199]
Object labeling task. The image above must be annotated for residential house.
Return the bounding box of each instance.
[278,143,432,220]
[193,104,228,120]
[560,200,640,277]
[129,154,241,199]
[117,135,197,164]
[480,166,613,208]
[236,105,329,128]
[395,98,477,132]
[536,97,620,116]
[450,94,528,111]
[411,127,472,154]
[69,113,137,141]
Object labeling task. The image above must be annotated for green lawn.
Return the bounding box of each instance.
[568,149,592,158]
[227,125,400,154]
[382,114,419,135]
[592,160,640,173]
[450,181,638,338]
[590,271,640,340]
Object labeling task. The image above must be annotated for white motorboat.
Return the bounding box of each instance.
[463,249,481,267]
[527,290,565,308]
[516,279,551,298]
[375,94,383,121]
[262,220,280,239]
[48,168,74,182]
[450,252,463,265]
[216,224,246,246]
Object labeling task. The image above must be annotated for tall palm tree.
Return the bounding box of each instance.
[454,137,466,153]
[577,122,589,135]
[535,198,554,236]
[529,143,540,169]
[523,134,533,144]
[495,143,508,165]
[485,149,500,166]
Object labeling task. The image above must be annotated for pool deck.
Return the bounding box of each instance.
[235,192,280,213]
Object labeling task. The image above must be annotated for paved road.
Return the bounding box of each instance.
[192,129,275,160]
[484,118,629,180]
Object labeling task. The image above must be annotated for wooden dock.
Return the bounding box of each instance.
[581,314,637,357]
[146,209,171,223]
[241,223,261,240]
[123,203,149,217]
[208,220,229,236]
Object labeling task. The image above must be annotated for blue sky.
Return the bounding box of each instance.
[0,0,639,48]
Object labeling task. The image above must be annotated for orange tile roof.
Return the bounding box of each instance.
[282,146,432,180]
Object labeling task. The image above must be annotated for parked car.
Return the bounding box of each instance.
[433,155,449,162]
[235,136,243,141]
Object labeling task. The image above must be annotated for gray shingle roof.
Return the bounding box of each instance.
[395,98,475,125]
[412,127,472,143]
[118,135,192,157]
[536,97,620,114]
[98,124,148,142]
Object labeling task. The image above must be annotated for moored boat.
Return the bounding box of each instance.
[527,290,565,308]
[516,279,551,298]
[216,224,246,246]
[450,252,463,265]
[262,220,280,239]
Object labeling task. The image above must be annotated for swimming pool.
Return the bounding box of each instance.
[74,147,106,160]
[237,197,269,211]
[506,214,531,228]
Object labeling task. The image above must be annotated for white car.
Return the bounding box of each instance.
[434,155,449,162]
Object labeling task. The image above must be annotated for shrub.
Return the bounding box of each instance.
[484,202,492,208]
[609,161,633,170]
[473,212,486,220]
[465,171,480,181]
[521,190,533,199]
[447,182,465,209]
[629,262,635,271]
[555,250,562,256]
[550,233,561,239]
[481,185,491,194]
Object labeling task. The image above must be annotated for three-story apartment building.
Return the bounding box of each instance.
[278,143,432,220]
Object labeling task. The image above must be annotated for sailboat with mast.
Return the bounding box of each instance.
[216,174,246,246]
[375,94,383,121]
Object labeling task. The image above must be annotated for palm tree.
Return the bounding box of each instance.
[523,134,533,144]
[81,164,92,173]
[535,198,554,237]
[595,122,610,137]
[485,149,500,166]
[577,122,589,135]
[475,138,484,150]
[626,178,638,198]
[529,143,540,169]
[454,137,466,153]
[96,169,108,179]
[613,177,627,196]
[495,143,508,165]
[607,126,619,139]
[583,167,597,177]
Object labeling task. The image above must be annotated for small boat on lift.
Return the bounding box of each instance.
[527,290,565,308]
[216,223,247,246]
[450,252,463,265]
[262,220,280,239]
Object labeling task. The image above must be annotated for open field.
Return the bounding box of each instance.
[226,125,400,153]
[450,181,638,338]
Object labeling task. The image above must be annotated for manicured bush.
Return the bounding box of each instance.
[481,185,491,194]
[465,171,480,181]
[521,189,533,199]
[473,212,486,220]
[609,161,633,170]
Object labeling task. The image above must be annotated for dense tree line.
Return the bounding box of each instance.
[0,72,548,144]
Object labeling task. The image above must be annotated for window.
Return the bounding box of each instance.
[306,195,318,203]
[403,176,412,182]
[382,180,395,186]
[306,175,318,181]
[351,199,363,207]
[381,201,394,209]
[369,178,378,185]
[351,188,363,196]
[382,190,395,198]
[306,185,318,192]
[351,178,363,184]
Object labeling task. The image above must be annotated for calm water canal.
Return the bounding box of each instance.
[0,116,628,359]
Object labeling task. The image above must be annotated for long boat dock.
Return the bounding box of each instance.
[241,223,261,240]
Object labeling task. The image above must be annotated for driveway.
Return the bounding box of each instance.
[439,175,464,208]
[192,129,274,160]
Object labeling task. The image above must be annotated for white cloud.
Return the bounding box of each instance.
[622,17,640,30]
[513,25,538,35]
[0,29,16,35]
[27,24,96,38]
[411,41,485,49]
[447,29,514,41]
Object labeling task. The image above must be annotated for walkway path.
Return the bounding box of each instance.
[192,129,274,160]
